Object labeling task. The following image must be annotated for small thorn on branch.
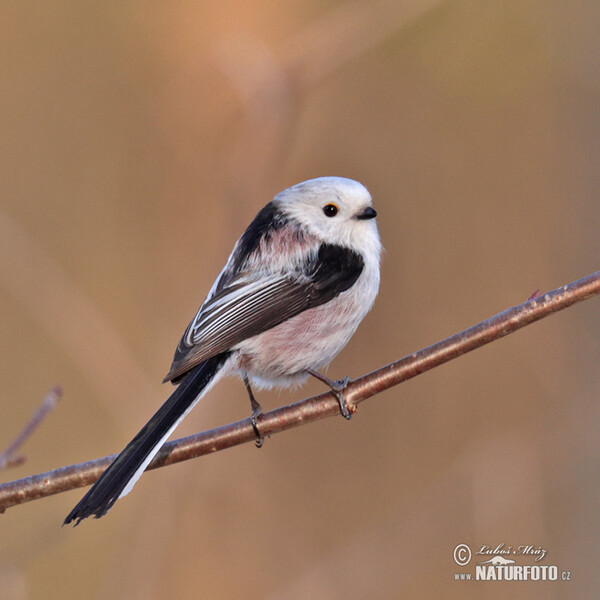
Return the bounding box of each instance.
[0,385,63,471]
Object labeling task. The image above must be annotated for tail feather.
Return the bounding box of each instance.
[64,352,230,526]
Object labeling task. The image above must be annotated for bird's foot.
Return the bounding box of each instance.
[330,376,352,420]
[306,370,353,420]
[250,403,264,448]
[243,373,266,448]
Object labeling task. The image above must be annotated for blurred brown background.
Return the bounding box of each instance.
[1,1,599,598]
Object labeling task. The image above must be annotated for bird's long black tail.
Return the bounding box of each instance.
[64,352,231,526]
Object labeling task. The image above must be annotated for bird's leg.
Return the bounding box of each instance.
[243,374,264,448]
[306,369,352,420]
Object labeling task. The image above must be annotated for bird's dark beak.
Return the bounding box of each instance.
[356,206,377,220]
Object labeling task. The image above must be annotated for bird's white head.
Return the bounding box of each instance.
[274,177,381,258]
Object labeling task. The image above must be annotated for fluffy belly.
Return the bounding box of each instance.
[234,291,366,387]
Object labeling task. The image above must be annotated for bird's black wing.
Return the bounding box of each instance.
[163,243,364,383]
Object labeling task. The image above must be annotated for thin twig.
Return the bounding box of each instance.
[0,271,598,514]
[0,385,62,471]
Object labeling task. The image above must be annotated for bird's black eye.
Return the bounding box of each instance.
[323,203,338,217]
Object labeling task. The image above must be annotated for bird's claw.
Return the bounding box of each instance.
[305,369,354,420]
[250,410,264,448]
[332,377,352,420]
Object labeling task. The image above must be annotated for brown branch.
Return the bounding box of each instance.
[0,385,62,471]
[1,270,598,514]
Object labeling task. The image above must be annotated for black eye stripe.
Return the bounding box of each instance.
[323,204,338,217]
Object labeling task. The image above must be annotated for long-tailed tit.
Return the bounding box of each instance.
[65,176,381,525]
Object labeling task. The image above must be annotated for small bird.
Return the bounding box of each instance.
[64,176,381,525]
